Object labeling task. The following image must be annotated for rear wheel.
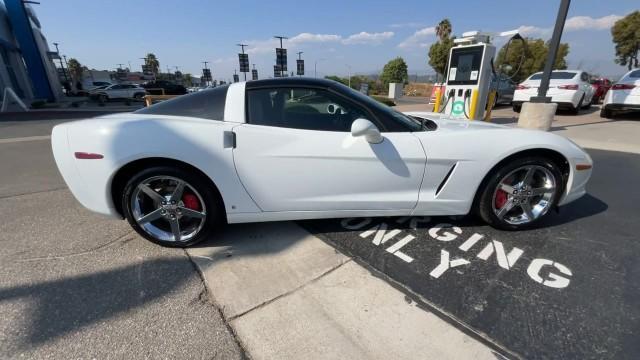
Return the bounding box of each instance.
[600,107,613,119]
[122,166,223,247]
[478,157,563,230]
[571,95,584,115]
[512,104,521,113]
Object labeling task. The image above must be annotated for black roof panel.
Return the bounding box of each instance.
[245,77,339,89]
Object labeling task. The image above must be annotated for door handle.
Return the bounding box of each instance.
[223,131,236,148]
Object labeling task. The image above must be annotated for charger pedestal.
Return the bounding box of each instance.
[517,102,557,131]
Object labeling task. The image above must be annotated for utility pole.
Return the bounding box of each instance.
[237,43,248,81]
[314,58,326,78]
[274,35,288,77]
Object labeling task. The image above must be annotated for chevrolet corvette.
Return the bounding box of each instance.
[52,78,592,247]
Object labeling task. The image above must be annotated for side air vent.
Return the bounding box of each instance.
[435,163,457,197]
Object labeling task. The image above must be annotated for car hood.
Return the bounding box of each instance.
[403,111,507,132]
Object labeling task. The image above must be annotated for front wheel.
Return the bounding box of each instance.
[477,157,563,230]
[122,166,223,247]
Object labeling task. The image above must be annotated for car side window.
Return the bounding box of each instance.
[580,72,589,82]
[247,87,374,132]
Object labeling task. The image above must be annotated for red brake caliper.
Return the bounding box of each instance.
[495,189,508,209]
[182,193,201,211]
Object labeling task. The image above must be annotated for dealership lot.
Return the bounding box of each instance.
[1,105,639,358]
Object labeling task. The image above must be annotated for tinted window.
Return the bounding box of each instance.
[135,85,228,120]
[247,87,373,132]
[628,70,640,79]
[529,71,577,80]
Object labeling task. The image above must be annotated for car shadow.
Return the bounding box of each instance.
[0,258,192,348]
[300,193,608,234]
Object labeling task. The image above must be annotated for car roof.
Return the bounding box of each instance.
[245,77,339,90]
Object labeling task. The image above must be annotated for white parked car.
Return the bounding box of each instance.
[51,78,592,247]
[513,70,596,114]
[92,84,147,102]
[600,69,640,118]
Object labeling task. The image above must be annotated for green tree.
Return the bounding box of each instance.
[611,11,640,70]
[496,38,569,83]
[380,57,409,86]
[67,58,83,83]
[429,18,455,81]
[145,53,160,76]
[435,18,452,41]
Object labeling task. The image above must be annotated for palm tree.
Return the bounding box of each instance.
[435,19,452,41]
[145,53,160,77]
[67,58,83,82]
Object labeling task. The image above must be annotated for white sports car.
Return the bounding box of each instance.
[51,78,593,247]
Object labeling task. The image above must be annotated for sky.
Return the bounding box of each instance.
[31,0,639,82]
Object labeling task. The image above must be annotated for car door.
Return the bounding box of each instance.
[108,85,126,98]
[232,86,426,212]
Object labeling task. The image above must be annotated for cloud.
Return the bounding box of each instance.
[389,22,425,29]
[342,31,394,45]
[565,14,622,31]
[517,14,622,38]
[397,26,436,49]
[289,33,342,44]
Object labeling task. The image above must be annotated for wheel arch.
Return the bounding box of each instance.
[471,148,570,211]
[110,157,226,220]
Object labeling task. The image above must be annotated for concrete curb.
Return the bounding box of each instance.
[186,222,502,360]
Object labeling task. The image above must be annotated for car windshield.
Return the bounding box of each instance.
[529,72,577,80]
[333,82,422,131]
[628,70,640,79]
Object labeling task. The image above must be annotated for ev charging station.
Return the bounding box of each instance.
[434,30,520,121]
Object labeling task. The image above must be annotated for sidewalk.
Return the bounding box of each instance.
[187,222,506,360]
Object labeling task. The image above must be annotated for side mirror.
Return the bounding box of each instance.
[351,118,383,144]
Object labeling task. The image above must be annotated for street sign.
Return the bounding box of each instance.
[359,83,369,95]
[296,59,304,76]
[276,48,287,72]
[202,68,212,81]
[252,68,258,80]
[238,53,250,73]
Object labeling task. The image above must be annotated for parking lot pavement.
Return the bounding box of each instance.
[300,148,640,359]
[0,122,244,359]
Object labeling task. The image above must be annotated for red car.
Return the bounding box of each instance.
[590,78,612,104]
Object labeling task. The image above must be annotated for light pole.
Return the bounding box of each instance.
[531,0,571,103]
[52,42,69,84]
[314,58,326,78]
[274,35,288,77]
[202,61,210,86]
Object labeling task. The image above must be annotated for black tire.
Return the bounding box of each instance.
[512,104,521,113]
[122,166,224,247]
[98,94,108,103]
[477,156,564,231]
[600,107,613,119]
[571,95,584,115]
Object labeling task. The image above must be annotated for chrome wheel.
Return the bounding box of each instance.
[130,176,207,242]
[492,165,557,225]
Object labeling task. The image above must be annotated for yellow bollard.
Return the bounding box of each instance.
[484,90,497,121]
[469,89,479,120]
[433,88,442,113]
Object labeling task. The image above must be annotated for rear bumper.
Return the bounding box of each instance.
[513,90,582,108]
[603,103,640,111]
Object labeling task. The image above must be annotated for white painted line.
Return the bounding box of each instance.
[0,135,51,144]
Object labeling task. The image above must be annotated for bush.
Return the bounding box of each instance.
[371,96,396,107]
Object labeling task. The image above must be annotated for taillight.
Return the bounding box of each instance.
[558,84,578,90]
[74,152,104,159]
[611,83,636,90]
[516,84,529,90]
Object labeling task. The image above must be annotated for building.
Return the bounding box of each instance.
[0,0,63,105]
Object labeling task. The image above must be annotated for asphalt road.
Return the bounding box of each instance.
[0,114,245,359]
[301,148,640,359]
